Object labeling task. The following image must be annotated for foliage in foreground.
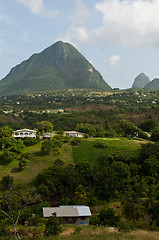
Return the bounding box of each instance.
[44,213,62,236]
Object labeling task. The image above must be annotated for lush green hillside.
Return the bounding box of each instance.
[0,41,111,95]
[0,138,145,185]
[72,138,145,165]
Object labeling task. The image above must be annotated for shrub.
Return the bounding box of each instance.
[151,126,159,142]
[41,140,53,155]
[23,137,39,146]
[99,208,120,227]
[44,213,62,236]
[0,150,16,164]
[9,139,24,153]
[90,215,100,225]
[54,158,64,167]
[0,175,14,190]
[139,119,158,132]
[0,220,10,237]
[21,152,32,160]
[19,158,28,170]
[70,137,82,146]
[94,142,107,148]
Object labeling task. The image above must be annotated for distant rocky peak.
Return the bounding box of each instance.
[132,73,150,89]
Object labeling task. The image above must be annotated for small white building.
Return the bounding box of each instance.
[13,129,37,139]
[65,131,84,138]
[43,205,91,225]
[40,132,57,139]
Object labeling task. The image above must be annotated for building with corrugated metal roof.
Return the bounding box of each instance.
[43,205,91,225]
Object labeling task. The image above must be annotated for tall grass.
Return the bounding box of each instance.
[24,229,159,240]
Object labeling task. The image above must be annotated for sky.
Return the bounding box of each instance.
[0,0,159,89]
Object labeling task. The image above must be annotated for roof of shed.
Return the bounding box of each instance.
[43,206,91,218]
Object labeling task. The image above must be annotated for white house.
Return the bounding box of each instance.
[65,131,84,138]
[43,205,91,225]
[13,129,37,139]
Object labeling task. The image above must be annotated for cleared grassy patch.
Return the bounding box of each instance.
[72,138,148,165]
[0,142,74,185]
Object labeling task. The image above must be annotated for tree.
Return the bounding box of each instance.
[0,189,39,240]
[0,126,13,138]
[54,158,64,167]
[139,142,159,161]
[19,158,28,171]
[76,123,96,136]
[0,175,13,190]
[0,219,10,237]
[74,185,87,205]
[116,120,137,137]
[44,213,62,236]
[151,126,159,142]
[143,185,158,224]
[122,189,144,225]
[9,139,24,154]
[0,150,16,164]
[0,137,14,151]
[37,121,53,134]
[150,201,159,227]
[41,140,53,155]
[99,208,120,227]
[139,119,158,132]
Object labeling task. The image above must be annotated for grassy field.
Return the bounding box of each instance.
[6,225,159,240]
[72,138,147,165]
[0,142,74,185]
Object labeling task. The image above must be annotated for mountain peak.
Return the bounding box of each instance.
[0,41,111,95]
[132,73,150,89]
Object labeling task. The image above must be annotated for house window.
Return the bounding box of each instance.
[80,217,86,220]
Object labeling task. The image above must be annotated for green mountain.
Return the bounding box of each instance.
[0,41,111,95]
[144,78,159,90]
[131,73,150,89]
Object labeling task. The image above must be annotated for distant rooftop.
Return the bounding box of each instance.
[43,205,91,218]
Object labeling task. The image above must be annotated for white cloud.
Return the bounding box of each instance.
[17,0,58,18]
[60,26,92,45]
[95,0,159,48]
[108,55,121,67]
[69,0,91,24]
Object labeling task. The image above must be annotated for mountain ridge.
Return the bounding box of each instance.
[0,41,111,95]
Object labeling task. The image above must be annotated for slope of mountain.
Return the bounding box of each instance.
[0,41,111,95]
[131,73,150,89]
[144,78,159,90]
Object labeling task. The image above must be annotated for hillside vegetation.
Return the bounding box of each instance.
[0,41,111,95]
[1,89,159,239]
